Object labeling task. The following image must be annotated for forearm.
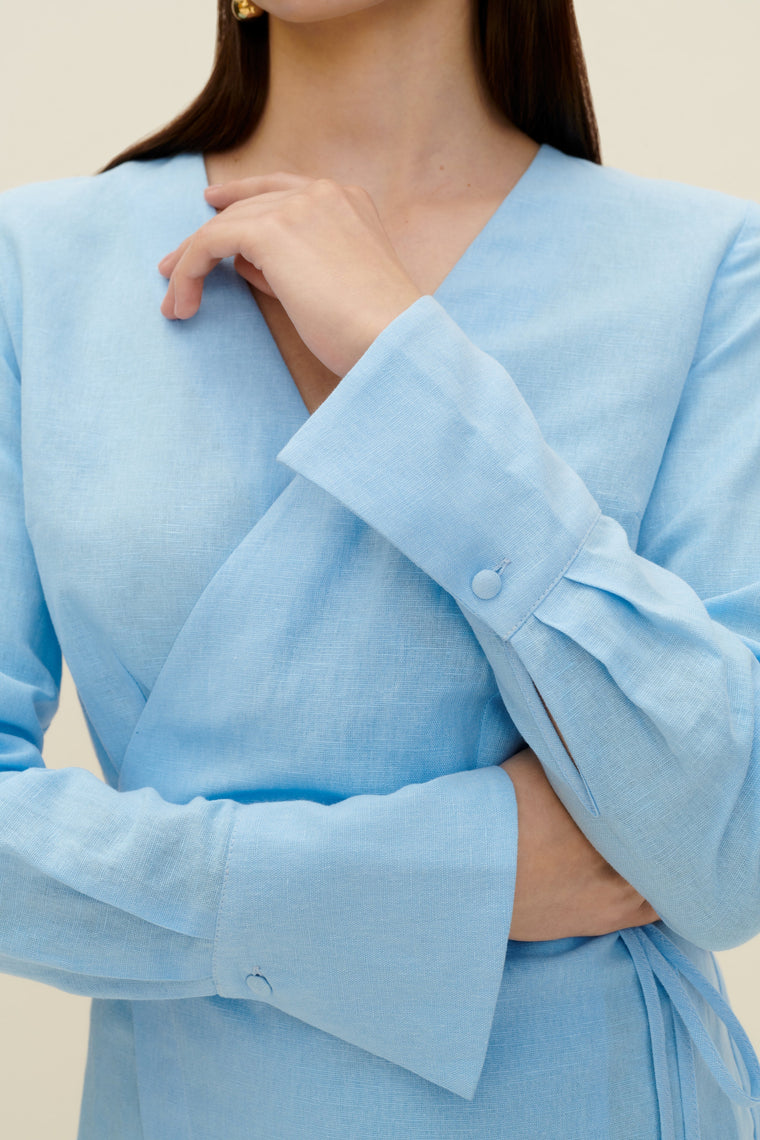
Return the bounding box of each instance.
[276,285,760,950]
[501,748,658,942]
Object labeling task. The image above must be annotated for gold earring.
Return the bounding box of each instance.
[231,0,265,19]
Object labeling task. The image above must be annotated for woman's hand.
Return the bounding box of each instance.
[501,748,659,940]
[158,172,424,378]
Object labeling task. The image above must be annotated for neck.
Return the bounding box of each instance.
[211,0,531,214]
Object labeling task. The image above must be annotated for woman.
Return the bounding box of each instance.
[2,0,760,1136]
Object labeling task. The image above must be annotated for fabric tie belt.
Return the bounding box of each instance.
[619,925,760,1139]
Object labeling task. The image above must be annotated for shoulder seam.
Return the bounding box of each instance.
[682,198,755,379]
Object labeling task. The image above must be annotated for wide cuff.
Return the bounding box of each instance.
[277,294,601,642]
[212,763,517,1101]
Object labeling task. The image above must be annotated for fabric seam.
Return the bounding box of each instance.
[504,506,603,641]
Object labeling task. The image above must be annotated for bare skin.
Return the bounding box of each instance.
[161,0,659,941]
[501,749,659,940]
[204,0,543,412]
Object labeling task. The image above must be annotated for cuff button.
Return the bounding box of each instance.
[471,569,502,599]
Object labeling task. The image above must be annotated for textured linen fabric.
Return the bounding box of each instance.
[1,143,760,1137]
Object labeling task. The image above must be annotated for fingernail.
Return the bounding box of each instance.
[205,184,222,192]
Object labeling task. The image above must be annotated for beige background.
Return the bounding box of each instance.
[1,1,760,1136]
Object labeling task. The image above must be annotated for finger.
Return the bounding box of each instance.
[157,236,191,277]
[158,250,180,278]
[204,171,313,208]
[170,259,219,320]
[169,221,248,319]
[160,275,177,320]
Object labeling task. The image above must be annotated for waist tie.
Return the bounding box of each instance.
[619,924,760,1140]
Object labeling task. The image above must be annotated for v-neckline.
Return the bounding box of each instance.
[182,142,549,413]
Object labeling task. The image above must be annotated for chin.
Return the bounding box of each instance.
[264,0,389,23]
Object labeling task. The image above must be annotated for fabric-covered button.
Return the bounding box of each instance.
[471,569,502,599]
[245,971,272,997]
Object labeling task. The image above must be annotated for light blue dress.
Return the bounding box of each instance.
[2,143,760,1139]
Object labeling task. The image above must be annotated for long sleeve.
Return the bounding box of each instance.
[0,283,238,997]
[0,234,518,1101]
[277,198,760,954]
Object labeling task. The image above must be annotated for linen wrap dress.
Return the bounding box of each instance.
[2,144,760,1137]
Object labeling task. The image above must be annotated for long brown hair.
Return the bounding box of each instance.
[99,0,601,174]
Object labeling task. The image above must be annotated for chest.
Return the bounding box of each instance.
[23,258,691,654]
[19,217,703,791]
